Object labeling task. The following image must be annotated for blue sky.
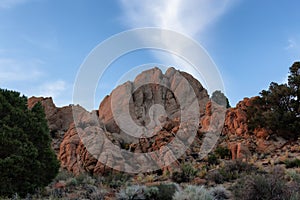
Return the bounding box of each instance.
[0,0,299,108]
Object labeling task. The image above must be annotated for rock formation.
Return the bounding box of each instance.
[98,67,209,143]
[29,67,212,175]
[28,97,74,132]
[29,97,75,154]
[28,67,296,176]
[220,97,288,160]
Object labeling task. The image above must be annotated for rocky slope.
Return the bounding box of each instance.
[28,67,299,176]
[221,97,288,158]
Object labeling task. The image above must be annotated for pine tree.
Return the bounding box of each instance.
[0,89,59,197]
[247,62,300,139]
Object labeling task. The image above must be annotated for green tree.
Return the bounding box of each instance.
[0,89,59,197]
[247,62,300,139]
[288,62,300,117]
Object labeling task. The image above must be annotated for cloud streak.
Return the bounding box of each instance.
[37,80,67,99]
[0,57,70,106]
[120,0,233,37]
[24,80,70,107]
[285,38,297,50]
[119,0,235,93]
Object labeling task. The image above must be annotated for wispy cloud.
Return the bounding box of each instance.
[0,58,69,105]
[32,80,71,106]
[120,0,233,37]
[36,80,67,99]
[0,58,43,83]
[285,38,297,50]
[0,0,30,9]
[20,80,70,107]
[119,0,235,93]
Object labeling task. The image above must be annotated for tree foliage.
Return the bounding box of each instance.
[0,89,59,197]
[247,62,300,139]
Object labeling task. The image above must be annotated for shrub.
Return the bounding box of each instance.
[232,174,286,200]
[156,183,179,200]
[145,174,155,183]
[287,170,300,183]
[76,173,96,185]
[83,185,107,200]
[116,185,145,200]
[219,160,257,181]
[209,186,230,200]
[75,172,90,184]
[102,172,132,189]
[49,188,64,199]
[207,170,224,184]
[144,186,159,200]
[54,170,74,182]
[215,146,231,159]
[231,166,298,200]
[207,153,219,166]
[173,185,213,200]
[289,193,300,200]
[207,160,257,184]
[285,158,300,168]
[116,185,161,200]
[0,89,59,197]
[172,163,197,183]
[66,178,78,187]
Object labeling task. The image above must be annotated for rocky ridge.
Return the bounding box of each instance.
[28,67,300,176]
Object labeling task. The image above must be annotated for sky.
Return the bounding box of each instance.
[0,0,299,109]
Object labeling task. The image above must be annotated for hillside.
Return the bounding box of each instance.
[21,64,300,199]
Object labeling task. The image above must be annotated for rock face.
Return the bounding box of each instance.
[220,97,286,159]
[29,67,211,175]
[98,67,209,142]
[75,67,209,174]
[28,97,86,154]
[222,97,253,137]
[29,67,295,176]
[28,97,74,132]
[200,101,227,133]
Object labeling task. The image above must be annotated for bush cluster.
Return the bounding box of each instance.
[116,183,179,200]
[101,172,132,189]
[173,185,230,200]
[285,158,300,168]
[172,163,198,183]
[231,166,300,200]
[207,160,257,183]
[215,146,231,159]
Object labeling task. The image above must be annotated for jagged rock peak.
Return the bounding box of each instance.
[98,67,209,136]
